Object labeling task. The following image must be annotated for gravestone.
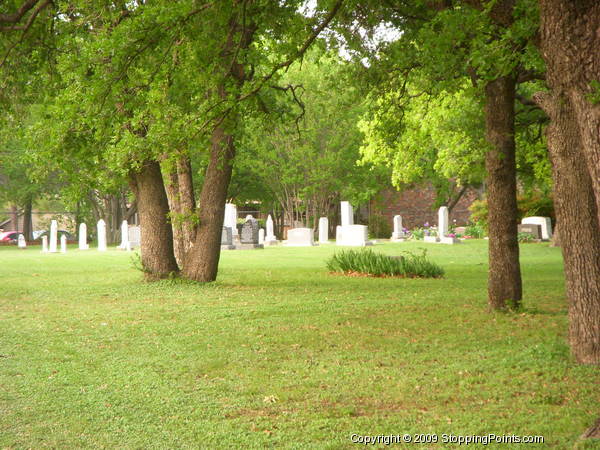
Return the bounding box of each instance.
[437,206,460,244]
[336,224,372,247]
[259,228,265,245]
[391,215,406,241]
[221,226,236,250]
[264,215,278,245]
[97,219,107,251]
[521,217,552,240]
[517,223,542,240]
[128,226,141,249]
[49,220,58,253]
[17,234,26,249]
[336,201,373,246]
[224,203,239,241]
[285,228,316,246]
[60,234,67,253]
[340,201,353,226]
[79,223,89,250]
[239,218,263,249]
[318,217,329,244]
[42,235,48,252]
[118,220,129,249]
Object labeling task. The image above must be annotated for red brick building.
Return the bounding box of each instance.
[370,183,482,232]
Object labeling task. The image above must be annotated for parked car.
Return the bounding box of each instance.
[35,230,74,241]
[0,231,22,243]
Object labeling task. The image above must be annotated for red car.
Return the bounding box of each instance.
[0,231,22,243]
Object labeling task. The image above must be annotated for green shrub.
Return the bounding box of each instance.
[464,222,486,238]
[326,248,444,278]
[469,193,554,227]
[410,227,425,240]
[517,232,536,243]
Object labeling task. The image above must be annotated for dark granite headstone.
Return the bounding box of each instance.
[221,226,232,245]
[241,218,259,244]
[518,223,542,239]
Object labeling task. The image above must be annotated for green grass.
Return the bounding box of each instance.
[0,241,599,449]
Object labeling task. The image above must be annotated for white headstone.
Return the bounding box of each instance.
[78,223,89,250]
[285,228,316,246]
[42,235,48,252]
[336,224,372,246]
[318,217,329,243]
[118,220,129,249]
[340,201,354,227]
[17,234,26,249]
[97,219,107,251]
[49,220,58,253]
[60,234,67,253]
[258,228,265,245]
[224,203,238,236]
[128,226,141,249]
[522,216,553,240]
[245,214,254,220]
[391,215,405,241]
[336,225,342,242]
[438,207,449,237]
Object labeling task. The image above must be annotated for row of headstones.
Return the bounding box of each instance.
[220,201,375,248]
[36,219,140,253]
[390,209,553,243]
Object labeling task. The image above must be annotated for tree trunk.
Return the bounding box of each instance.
[22,196,33,241]
[534,91,600,365]
[163,154,197,268]
[484,76,522,310]
[538,0,600,365]
[182,125,235,282]
[129,160,179,280]
[538,0,600,219]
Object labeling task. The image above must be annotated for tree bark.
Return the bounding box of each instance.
[484,76,522,310]
[538,0,600,219]
[537,0,600,365]
[182,124,235,281]
[129,160,179,280]
[22,195,32,240]
[163,154,197,268]
[534,91,600,365]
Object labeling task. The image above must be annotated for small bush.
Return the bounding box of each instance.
[410,227,425,240]
[465,222,486,239]
[518,232,536,243]
[326,248,444,278]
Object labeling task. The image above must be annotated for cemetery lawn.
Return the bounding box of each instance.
[1,242,599,449]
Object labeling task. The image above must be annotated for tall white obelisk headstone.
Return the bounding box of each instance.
[79,223,89,250]
[118,220,129,249]
[97,219,107,251]
[318,217,329,244]
[49,220,58,253]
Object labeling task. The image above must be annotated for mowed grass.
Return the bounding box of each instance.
[0,241,598,449]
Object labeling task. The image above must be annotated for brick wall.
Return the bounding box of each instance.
[371,184,481,230]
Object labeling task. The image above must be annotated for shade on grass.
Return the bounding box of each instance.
[0,241,598,448]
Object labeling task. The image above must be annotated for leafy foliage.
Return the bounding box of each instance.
[326,248,444,278]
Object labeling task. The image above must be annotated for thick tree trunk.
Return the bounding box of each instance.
[129,160,179,280]
[22,196,33,241]
[539,0,600,219]
[484,76,522,310]
[163,155,197,268]
[182,125,235,281]
[534,91,600,365]
[538,0,600,365]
